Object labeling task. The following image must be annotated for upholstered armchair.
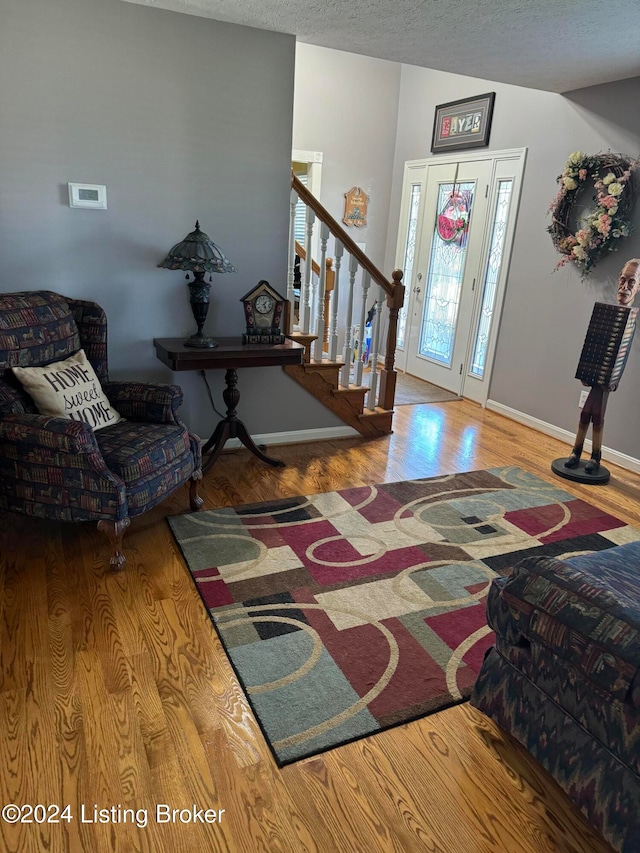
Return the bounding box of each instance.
[0,290,203,568]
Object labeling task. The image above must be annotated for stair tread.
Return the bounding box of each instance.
[282,362,393,438]
[288,332,317,342]
[304,359,345,370]
[359,406,394,418]
[333,384,367,394]
[333,389,367,401]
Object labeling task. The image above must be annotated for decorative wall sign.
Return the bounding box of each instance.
[431,93,495,154]
[342,186,369,227]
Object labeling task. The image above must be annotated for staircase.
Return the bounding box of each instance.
[285,173,404,437]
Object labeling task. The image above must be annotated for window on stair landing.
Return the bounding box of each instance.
[292,166,310,325]
[293,169,309,245]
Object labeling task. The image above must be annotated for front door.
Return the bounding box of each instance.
[396,150,525,402]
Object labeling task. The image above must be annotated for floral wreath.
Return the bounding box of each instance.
[547,151,637,277]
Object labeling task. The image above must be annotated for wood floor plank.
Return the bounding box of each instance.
[284,754,416,853]
[200,726,300,853]
[0,400,626,852]
[0,689,32,853]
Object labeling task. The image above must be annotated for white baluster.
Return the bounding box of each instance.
[287,189,298,332]
[313,224,330,362]
[354,272,371,387]
[341,253,359,386]
[367,285,384,409]
[330,241,343,362]
[301,207,315,334]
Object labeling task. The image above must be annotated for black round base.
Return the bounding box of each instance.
[551,457,610,484]
[184,335,218,349]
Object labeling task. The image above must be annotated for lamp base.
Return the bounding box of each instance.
[184,273,217,348]
[184,334,218,349]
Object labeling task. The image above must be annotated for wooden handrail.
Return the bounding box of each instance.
[295,239,335,287]
[294,240,320,277]
[291,171,404,414]
[292,173,396,299]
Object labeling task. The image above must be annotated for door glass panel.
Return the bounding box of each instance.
[397,183,421,350]
[419,181,475,366]
[470,179,514,378]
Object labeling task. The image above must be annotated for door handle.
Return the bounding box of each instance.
[414,287,421,294]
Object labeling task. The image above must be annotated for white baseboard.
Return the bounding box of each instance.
[486,400,640,474]
[204,424,359,452]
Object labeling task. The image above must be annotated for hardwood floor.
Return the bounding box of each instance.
[2,399,634,852]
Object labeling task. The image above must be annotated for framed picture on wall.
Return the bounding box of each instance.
[431,92,495,154]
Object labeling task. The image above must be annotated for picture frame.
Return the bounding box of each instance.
[431,92,495,154]
[68,182,107,210]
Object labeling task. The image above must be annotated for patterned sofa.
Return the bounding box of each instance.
[0,290,203,568]
[471,541,640,852]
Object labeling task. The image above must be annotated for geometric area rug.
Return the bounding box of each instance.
[168,466,640,766]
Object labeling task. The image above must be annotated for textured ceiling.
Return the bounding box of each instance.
[123,0,640,93]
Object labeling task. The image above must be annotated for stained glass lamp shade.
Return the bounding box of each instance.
[158,221,236,348]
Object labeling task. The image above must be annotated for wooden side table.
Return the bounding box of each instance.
[154,337,305,472]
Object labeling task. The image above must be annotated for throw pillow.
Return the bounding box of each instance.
[12,349,122,431]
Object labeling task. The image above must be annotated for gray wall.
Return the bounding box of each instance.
[293,43,401,274]
[0,0,340,437]
[5,4,640,458]
[385,66,640,460]
[293,45,402,355]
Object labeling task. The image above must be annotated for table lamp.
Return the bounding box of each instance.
[158,221,236,348]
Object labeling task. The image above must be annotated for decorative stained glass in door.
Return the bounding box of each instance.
[470,179,513,378]
[419,182,475,365]
[396,184,421,350]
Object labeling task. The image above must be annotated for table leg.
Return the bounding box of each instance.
[201,417,235,471]
[233,419,285,468]
[201,368,285,472]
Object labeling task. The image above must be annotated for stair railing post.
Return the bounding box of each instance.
[287,189,299,333]
[323,259,334,352]
[341,253,359,386]
[330,241,343,362]
[313,223,330,362]
[379,270,405,411]
[354,271,371,388]
[366,285,384,409]
[302,207,315,334]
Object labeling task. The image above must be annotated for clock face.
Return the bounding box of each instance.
[255,294,275,315]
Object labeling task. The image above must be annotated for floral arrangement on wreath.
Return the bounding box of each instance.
[547,151,638,277]
[437,188,470,246]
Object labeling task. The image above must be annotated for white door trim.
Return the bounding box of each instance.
[292,148,323,200]
[394,147,527,405]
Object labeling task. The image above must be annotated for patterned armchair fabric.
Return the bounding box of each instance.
[471,542,640,853]
[0,290,202,567]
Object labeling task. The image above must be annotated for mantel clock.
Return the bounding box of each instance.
[240,280,287,344]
